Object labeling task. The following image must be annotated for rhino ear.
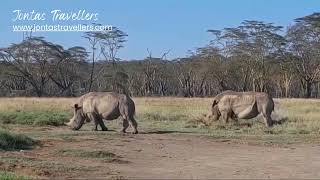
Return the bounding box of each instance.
[212,99,217,107]
[74,104,82,110]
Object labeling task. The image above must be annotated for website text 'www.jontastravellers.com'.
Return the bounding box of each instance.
[12,24,113,32]
[12,9,113,32]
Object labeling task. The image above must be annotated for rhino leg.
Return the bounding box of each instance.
[93,124,98,131]
[120,105,138,134]
[221,110,231,124]
[260,103,273,128]
[263,113,273,127]
[231,116,239,124]
[98,118,108,131]
[129,117,138,134]
[121,118,129,133]
[86,113,98,131]
[88,113,108,131]
[123,115,138,134]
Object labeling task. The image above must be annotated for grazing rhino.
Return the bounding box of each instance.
[66,92,138,134]
[209,90,274,127]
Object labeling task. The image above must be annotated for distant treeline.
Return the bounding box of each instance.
[1,13,320,98]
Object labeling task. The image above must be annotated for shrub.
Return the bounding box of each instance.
[0,171,31,180]
[0,129,37,150]
[0,111,70,126]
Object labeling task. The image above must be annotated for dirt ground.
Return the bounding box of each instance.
[1,127,320,179]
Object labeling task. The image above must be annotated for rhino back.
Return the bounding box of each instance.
[81,92,121,115]
[217,91,273,114]
[241,92,273,112]
[218,94,255,114]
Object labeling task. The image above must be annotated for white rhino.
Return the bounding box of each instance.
[209,90,274,127]
[66,92,138,134]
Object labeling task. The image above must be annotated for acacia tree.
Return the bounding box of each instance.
[0,37,64,96]
[141,49,172,96]
[83,27,128,93]
[272,51,295,98]
[48,46,88,96]
[285,14,320,98]
[207,21,285,93]
[99,27,128,93]
[0,62,28,96]
[98,27,128,66]
[83,31,101,92]
[193,45,231,93]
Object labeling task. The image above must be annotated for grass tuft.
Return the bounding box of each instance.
[0,171,31,180]
[0,111,70,126]
[0,129,37,150]
[57,149,117,161]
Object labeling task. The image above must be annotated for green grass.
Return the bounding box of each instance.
[133,103,320,145]
[142,112,187,122]
[0,111,70,126]
[57,149,117,161]
[0,129,37,150]
[1,97,320,144]
[0,171,31,180]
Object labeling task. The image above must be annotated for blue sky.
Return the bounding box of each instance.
[0,0,319,60]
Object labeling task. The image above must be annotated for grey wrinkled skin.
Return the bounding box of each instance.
[209,90,274,127]
[66,92,138,134]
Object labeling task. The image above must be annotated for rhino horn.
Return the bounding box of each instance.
[65,121,72,126]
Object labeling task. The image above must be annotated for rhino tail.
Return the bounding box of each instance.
[122,95,136,118]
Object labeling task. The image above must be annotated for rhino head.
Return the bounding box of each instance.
[66,104,85,130]
[210,99,221,121]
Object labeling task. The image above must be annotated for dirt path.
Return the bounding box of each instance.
[106,133,320,179]
[1,127,320,179]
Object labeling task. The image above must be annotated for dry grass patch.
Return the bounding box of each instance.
[0,156,93,177]
[57,149,118,161]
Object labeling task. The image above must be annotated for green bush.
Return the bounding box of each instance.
[0,171,31,180]
[0,111,70,126]
[0,129,37,150]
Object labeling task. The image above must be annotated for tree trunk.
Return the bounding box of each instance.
[302,79,312,98]
[88,46,95,92]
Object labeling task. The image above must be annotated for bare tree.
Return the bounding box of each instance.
[98,27,128,66]
[83,31,101,92]
[48,46,88,96]
[0,37,64,96]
